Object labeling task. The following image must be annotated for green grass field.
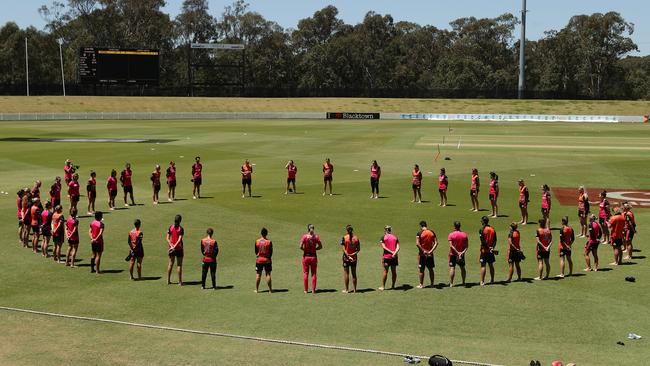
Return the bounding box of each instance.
[1,116,649,366]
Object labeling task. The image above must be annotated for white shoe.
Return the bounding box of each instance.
[168,198,172,202]
[124,203,129,207]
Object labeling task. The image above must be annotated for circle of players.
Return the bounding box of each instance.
[15,158,637,293]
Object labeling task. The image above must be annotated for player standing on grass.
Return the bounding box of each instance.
[166,215,184,285]
[478,216,497,286]
[488,172,499,218]
[30,199,41,254]
[577,186,590,238]
[64,159,74,186]
[379,225,400,290]
[416,221,437,288]
[40,201,52,257]
[438,168,448,207]
[506,222,523,282]
[255,228,273,293]
[86,171,97,215]
[370,160,381,199]
[17,189,25,244]
[598,191,611,244]
[411,164,422,203]
[584,214,602,271]
[166,161,177,201]
[68,173,80,216]
[89,211,105,274]
[200,228,218,289]
[470,168,480,212]
[120,163,136,207]
[448,221,468,287]
[151,165,161,205]
[623,202,636,261]
[241,159,253,198]
[322,158,334,196]
[558,216,575,277]
[541,185,552,227]
[300,224,322,294]
[50,177,61,208]
[535,219,552,280]
[608,207,625,266]
[51,205,65,263]
[341,225,360,293]
[107,170,118,210]
[285,160,298,194]
[518,179,529,225]
[192,157,202,199]
[128,219,144,280]
[65,208,79,267]
[20,190,31,247]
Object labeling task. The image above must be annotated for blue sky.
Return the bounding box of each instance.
[3,0,649,55]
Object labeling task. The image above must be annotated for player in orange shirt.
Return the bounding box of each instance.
[577,186,590,238]
[411,164,423,203]
[506,222,524,282]
[478,216,497,286]
[241,159,253,198]
[518,179,529,225]
[128,219,144,281]
[322,158,334,196]
[558,216,575,278]
[86,171,97,215]
[416,221,438,288]
[255,228,273,293]
[341,225,360,293]
[622,202,636,261]
[151,164,161,205]
[534,219,552,280]
[607,207,625,266]
[470,168,480,212]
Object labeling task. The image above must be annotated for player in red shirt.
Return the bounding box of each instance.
[577,186,590,238]
[448,221,468,287]
[541,185,552,228]
[285,160,298,194]
[166,215,184,285]
[488,172,499,218]
[438,168,448,207]
[558,216,575,278]
[51,205,65,263]
[16,189,26,245]
[478,216,497,286]
[534,219,552,280]
[63,159,75,186]
[120,163,136,207]
[370,160,381,199]
[50,177,62,209]
[30,180,41,200]
[518,179,529,225]
[583,214,601,271]
[622,202,636,261]
[341,225,360,293]
[89,211,105,274]
[411,164,422,203]
[192,156,203,199]
[200,227,218,289]
[86,171,97,215]
[300,224,323,294]
[151,165,161,205]
[416,221,438,288]
[255,228,273,293]
[64,207,79,267]
[608,207,625,266]
[107,169,118,210]
[470,168,480,212]
[241,159,253,198]
[68,173,80,216]
[20,189,31,247]
[29,199,42,254]
[506,222,524,282]
[322,158,334,196]
[39,201,53,258]
[379,225,400,290]
[166,161,177,201]
[128,219,144,280]
[598,191,610,244]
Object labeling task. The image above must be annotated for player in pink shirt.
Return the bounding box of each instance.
[541,184,552,228]
[86,171,97,215]
[598,191,611,244]
[379,225,400,290]
[438,168,448,207]
[166,161,177,201]
[192,156,202,199]
[106,169,118,210]
[89,211,105,274]
[166,214,185,285]
[120,163,136,207]
[63,159,75,186]
[370,160,381,199]
[448,221,468,287]
[488,172,499,218]
[470,168,480,212]
[50,177,62,209]
[300,224,322,294]
[151,164,161,205]
[285,160,298,194]
[322,158,334,196]
[68,173,80,216]
[241,159,253,198]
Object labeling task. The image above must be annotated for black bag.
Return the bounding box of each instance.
[429,355,452,366]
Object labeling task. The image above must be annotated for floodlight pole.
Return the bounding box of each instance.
[25,37,30,96]
[518,0,526,99]
[58,39,66,96]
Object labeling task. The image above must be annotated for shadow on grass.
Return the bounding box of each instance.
[183,281,202,286]
[355,288,375,293]
[594,268,612,272]
[216,285,234,290]
[101,269,124,274]
[138,276,161,281]
[315,288,337,294]
[619,262,637,266]
[632,256,645,260]
[393,284,413,291]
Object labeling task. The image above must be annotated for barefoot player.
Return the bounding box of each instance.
[128,219,144,280]
[322,158,333,196]
[300,224,322,294]
[120,163,135,206]
[68,173,80,216]
[241,159,253,198]
[166,161,177,201]
[488,172,499,218]
[598,191,611,244]
[506,222,523,282]
[89,211,105,274]
[438,168,448,207]
[608,207,625,266]
[65,208,79,267]
[86,171,97,215]
[166,215,184,285]
[541,185,552,227]
[577,186,590,237]
[448,221,468,287]
[416,221,437,288]
[200,228,218,289]
[50,177,61,209]
[379,225,400,290]
[470,168,480,212]
[535,219,552,280]
[623,202,636,261]
[518,179,529,225]
[255,228,273,293]
[584,214,602,271]
[558,216,575,277]
[341,225,360,293]
[478,216,497,286]
[370,160,381,199]
[40,201,53,257]
[285,160,297,194]
[411,164,422,203]
[107,170,118,210]
[51,205,65,263]
[151,165,161,205]
[192,156,202,199]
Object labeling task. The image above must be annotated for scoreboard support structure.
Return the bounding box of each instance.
[188,43,246,97]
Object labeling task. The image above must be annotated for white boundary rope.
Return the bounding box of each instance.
[0,306,504,366]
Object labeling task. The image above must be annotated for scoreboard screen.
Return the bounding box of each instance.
[79,48,160,84]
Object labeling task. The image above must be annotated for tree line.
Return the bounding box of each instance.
[0,0,648,99]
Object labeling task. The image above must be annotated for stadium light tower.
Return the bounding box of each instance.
[518,0,527,99]
[25,37,29,96]
[58,39,66,96]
